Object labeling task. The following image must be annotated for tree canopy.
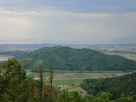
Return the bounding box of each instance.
[12,46,136,71]
[0,58,88,102]
[80,72,136,99]
[0,58,136,102]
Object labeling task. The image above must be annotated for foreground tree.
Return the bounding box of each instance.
[0,58,26,101]
[0,58,88,102]
[57,90,88,102]
[93,92,136,102]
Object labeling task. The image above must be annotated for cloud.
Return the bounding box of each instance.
[1,0,136,13]
[0,7,136,43]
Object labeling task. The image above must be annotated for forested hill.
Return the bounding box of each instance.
[16,46,136,71]
[80,72,136,99]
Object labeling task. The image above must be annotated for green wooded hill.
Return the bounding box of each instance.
[80,72,136,99]
[16,46,136,71]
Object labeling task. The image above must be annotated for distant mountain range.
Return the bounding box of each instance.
[0,35,136,44]
[113,35,136,43]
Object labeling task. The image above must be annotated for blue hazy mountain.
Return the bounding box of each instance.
[113,35,136,43]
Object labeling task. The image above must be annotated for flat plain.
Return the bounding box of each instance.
[28,71,129,85]
[27,71,130,92]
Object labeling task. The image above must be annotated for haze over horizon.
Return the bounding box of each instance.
[0,0,136,44]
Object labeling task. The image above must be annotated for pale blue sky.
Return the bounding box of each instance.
[0,0,136,43]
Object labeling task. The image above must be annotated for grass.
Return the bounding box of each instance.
[26,72,61,77]
[59,85,87,93]
[52,79,87,92]
[26,71,131,79]
[68,86,87,92]
[53,79,84,85]
[26,71,130,92]
[66,74,90,78]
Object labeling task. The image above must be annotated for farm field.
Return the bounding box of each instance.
[27,71,130,92]
[58,84,87,92]
[66,74,90,78]
[53,79,84,85]
[27,71,129,84]
[26,72,61,77]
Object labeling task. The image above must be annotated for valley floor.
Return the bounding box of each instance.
[27,71,132,92]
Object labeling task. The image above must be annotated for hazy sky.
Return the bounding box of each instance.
[0,0,136,44]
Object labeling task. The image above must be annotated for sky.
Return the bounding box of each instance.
[0,0,136,44]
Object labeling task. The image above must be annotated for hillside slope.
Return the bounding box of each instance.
[18,46,136,71]
[80,72,136,99]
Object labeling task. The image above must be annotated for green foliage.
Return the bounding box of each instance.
[93,92,112,102]
[53,79,84,85]
[0,58,87,102]
[80,72,136,99]
[1,58,136,102]
[0,58,27,101]
[16,46,136,71]
[57,90,88,102]
[92,92,136,102]
[113,94,136,102]
[66,74,90,78]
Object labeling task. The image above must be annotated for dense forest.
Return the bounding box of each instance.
[0,59,136,102]
[0,58,88,102]
[80,72,136,101]
[8,46,136,71]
